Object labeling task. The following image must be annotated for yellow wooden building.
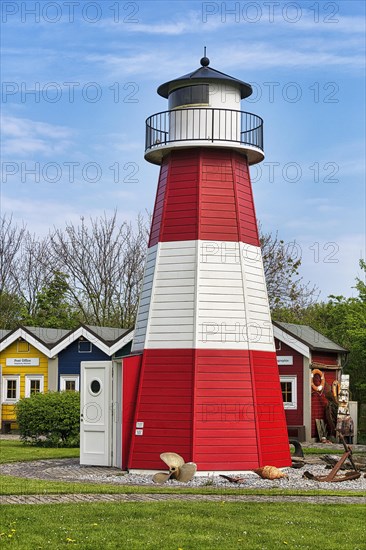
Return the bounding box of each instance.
[0,339,48,429]
[0,327,68,431]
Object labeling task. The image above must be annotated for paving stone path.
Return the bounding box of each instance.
[1,493,365,505]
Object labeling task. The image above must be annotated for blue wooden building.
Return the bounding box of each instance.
[51,325,133,392]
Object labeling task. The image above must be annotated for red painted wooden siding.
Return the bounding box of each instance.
[148,149,260,247]
[276,341,304,426]
[233,155,260,247]
[252,351,291,466]
[312,352,339,365]
[193,349,259,470]
[122,355,142,469]
[148,162,169,247]
[128,349,195,469]
[311,370,338,438]
[128,349,291,470]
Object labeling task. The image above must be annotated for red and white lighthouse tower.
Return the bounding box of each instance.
[128,56,292,472]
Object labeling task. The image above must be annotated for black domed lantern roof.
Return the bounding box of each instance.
[157,56,253,99]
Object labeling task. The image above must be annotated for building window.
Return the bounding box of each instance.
[78,341,92,353]
[25,375,44,398]
[17,340,30,353]
[7,380,17,399]
[2,376,20,402]
[60,376,79,392]
[280,376,297,410]
[30,380,40,394]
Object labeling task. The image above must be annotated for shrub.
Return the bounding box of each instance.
[15,391,80,447]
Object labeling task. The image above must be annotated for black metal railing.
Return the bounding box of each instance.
[145,108,263,152]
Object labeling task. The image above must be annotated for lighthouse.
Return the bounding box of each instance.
[128,55,292,472]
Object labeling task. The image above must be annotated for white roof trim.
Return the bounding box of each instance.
[51,326,110,356]
[0,328,53,358]
[110,330,134,356]
[273,325,310,358]
[50,326,133,357]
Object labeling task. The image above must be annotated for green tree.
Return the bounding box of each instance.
[23,271,79,329]
[0,291,24,330]
[272,260,366,404]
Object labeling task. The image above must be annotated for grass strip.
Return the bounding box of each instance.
[0,501,365,549]
[0,440,79,464]
[1,439,363,464]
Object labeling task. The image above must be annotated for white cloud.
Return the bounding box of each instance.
[99,9,222,35]
[1,115,74,157]
[214,43,364,71]
[0,195,138,237]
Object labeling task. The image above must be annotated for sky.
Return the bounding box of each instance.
[1,0,365,301]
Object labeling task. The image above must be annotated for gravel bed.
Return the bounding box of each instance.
[71,466,366,491]
[1,458,365,491]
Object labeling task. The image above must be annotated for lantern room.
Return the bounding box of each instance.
[145,55,264,166]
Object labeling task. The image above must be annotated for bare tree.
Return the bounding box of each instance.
[260,225,319,310]
[116,213,149,327]
[49,211,148,327]
[14,232,58,317]
[1,211,319,330]
[0,214,26,294]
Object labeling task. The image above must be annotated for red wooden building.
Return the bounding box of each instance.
[273,321,348,441]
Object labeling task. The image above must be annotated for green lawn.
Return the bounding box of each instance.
[1,441,365,549]
[0,502,365,549]
[301,447,363,455]
[0,440,79,463]
[2,439,362,464]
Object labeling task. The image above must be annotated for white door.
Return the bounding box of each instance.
[80,361,112,466]
[112,361,122,468]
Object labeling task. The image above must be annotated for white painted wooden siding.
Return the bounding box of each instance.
[132,240,275,351]
[131,245,158,352]
[196,241,274,351]
[146,241,196,348]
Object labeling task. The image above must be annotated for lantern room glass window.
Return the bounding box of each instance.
[280,376,297,410]
[169,84,209,109]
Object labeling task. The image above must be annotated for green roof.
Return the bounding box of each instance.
[25,326,71,347]
[84,325,132,345]
[273,321,348,353]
